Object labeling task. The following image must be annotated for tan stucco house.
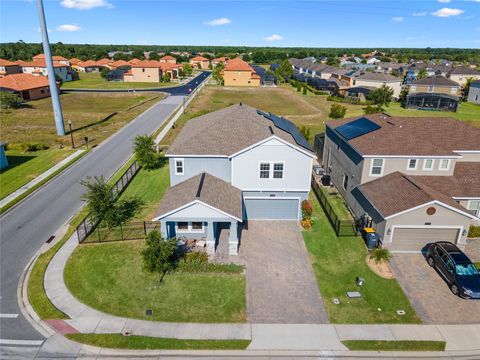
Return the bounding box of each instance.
[448,66,480,86]
[0,58,22,77]
[222,58,260,87]
[123,60,181,82]
[406,76,460,112]
[348,72,403,98]
[189,56,210,69]
[322,114,480,252]
[160,55,177,64]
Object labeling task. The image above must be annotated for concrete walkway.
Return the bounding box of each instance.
[42,232,480,352]
[0,149,84,209]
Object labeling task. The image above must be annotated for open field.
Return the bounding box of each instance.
[61,72,173,89]
[1,92,162,148]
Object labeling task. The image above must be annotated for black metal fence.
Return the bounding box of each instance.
[311,176,357,237]
[82,221,160,243]
[76,161,141,243]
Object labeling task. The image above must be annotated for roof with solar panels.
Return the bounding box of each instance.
[167,103,314,157]
[326,114,480,156]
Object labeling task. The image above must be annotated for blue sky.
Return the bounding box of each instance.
[0,0,479,48]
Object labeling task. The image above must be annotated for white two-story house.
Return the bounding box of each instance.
[153,104,315,255]
[322,114,480,252]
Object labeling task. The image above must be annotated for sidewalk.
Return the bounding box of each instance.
[43,233,480,352]
[0,149,84,209]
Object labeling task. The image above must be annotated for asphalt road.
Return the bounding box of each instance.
[0,72,209,343]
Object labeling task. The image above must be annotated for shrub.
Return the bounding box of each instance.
[370,248,391,264]
[302,86,307,95]
[8,142,49,152]
[0,92,22,109]
[177,252,243,273]
[363,105,381,114]
[329,104,347,119]
[301,218,313,229]
[301,199,313,218]
[468,226,480,238]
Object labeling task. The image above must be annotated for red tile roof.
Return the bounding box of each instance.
[32,54,68,61]
[131,60,162,68]
[190,56,209,61]
[77,60,100,67]
[224,57,254,72]
[129,58,141,64]
[13,60,28,66]
[160,55,176,61]
[23,60,68,68]
[96,58,112,65]
[109,60,131,68]
[0,73,50,91]
[69,58,82,65]
[0,58,17,66]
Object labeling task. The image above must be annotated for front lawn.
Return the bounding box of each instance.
[342,340,446,351]
[303,192,420,324]
[61,72,173,89]
[64,240,246,323]
[66,333,250,350]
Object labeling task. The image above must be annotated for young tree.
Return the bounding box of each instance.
[100,67,109,80]
[417,68,427,80]
[0,92,21,109]
[133,134,159,170]
[182,63,192,76]
[162,72,171,82]
[142,231,177,283]
[329,104,347,119]
[275,59,293,83]
[368,85,394,111]
[299,125,311,143]
[212,63,224,85]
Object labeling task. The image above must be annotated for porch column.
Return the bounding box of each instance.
[160,221,168,239]
[229,221,239,256]
[206,221,215,255]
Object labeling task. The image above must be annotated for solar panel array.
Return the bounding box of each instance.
[335,117,381,141]
[257,110,313,151]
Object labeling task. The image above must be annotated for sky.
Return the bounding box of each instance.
[0,0,479,48]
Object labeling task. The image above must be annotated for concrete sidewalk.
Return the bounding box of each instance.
[0,149,84,209]
[42,233,480,352]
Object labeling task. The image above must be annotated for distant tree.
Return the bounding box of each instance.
[242,53,251,62]
[275,59,293,83]
[399,86,409,103]
[100,68,109,79]
[182,63,192,76]
[329,104,347,119]
[142,231,177,283]
[162,72,171,82]
[327,57,340,67]
[133,134,161,170]
[149,52,160,61]
[298,125,311,143]
[417,68,428,80]
[252,51,267,63]
[462,77,474,99]
[0,92,22,109]
[132,50,144,59]
[368,85,394,110]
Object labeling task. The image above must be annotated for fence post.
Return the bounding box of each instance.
[120,223,123,241]
[143,221,147,237]
[97,226,101,243]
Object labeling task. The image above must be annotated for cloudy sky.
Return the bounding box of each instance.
[0,0,479,48]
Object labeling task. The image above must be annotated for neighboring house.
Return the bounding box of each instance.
[69,58,82,66]
[0,73,54,101]
[123,60,181,82]
[106,60,131,70]
[289,58,336,79]
[96,58,113,67]
[349,72,403,98]
[0,59,22,77]
[159,55,177,64]
[153,104,315,255]
[189,56,210,69]
[322,114,480,252]
[21,60,72,82]
[405,76,461,112]
[75,60,103,73]
[375,62,408,75]
[32,54,70,66]
[128,58,141,65]
[212,57,228,67]
[222,58,260,87]
[345,86,375,102]
[449,67,480,86]
[467,80,480,104]
[366,57,381,65]
[0,142,8,170]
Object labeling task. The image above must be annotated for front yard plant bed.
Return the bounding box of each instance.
[64,241,247,323]
[66,333,251,350]
[342,340,446,352]
[303,193,420,324]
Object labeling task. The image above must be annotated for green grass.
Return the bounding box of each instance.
[319,186,352,221]
[342,340,446,351]
[66,333,251,350]
[61,72,173,89]
[303,192,420,324]
[64,241,246,323]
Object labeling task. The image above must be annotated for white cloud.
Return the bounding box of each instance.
[412,12,427,16]
[438,0,451,3]
[431,8,464,17]
[264,34,283,41]
[60,0,113,10]
[203,17,231,26]
[392,16,403,22]
[56,24,81,32]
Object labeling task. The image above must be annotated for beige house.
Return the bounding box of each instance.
[222,58,260,87]
[32,54,70,66]
[74,60,103,73]
[160,55,177,64]
[0,73,56,101]
[0,58,22,77]
[189,56,210,69]
[348,72,403,98]
[124,60,181,82]
[322,114,480,252]
[449,66,480,85]
[212,57,228,67]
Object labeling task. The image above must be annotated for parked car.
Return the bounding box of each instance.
[426,241,480,299]
[361,227,382,249]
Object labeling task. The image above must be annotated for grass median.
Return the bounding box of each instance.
[342,340,446,351]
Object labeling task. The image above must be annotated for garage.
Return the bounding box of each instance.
[390,227,460,252]
[244,198,299,220]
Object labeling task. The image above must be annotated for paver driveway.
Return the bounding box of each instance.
[391,253,480,324]
[239,221,328,324]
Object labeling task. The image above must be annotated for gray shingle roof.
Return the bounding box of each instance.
[353,72,401,82]
[154,173,243,220]
[411,75,459,87]
[449,66,480,76]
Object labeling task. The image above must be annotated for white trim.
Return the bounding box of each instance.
[241,188,311,192]
[452,150,480,153]
[453,197,480,200]
[258,160,285,179]
[175,221,205,233]
[174,158,184,175]
[258,161,271,179]
[438,158,451,171]
[153,200,197,221]
[244,196,301,220]
[363,155,461,159]
[369,158,384,177]
[389,225,463,245]
[384,200,478,220]
[167,154,229,158]
[422,159,435,171]
[406,158,418,171]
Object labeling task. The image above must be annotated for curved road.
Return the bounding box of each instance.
[0,72,209,344]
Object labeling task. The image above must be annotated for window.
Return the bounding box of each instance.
[370,158,384,176]
[467,200,480,217]
[191,222,203,231]
[407,159,418,170]
[423,159,434,171]
[410,85,416,92]
[142,68,145,72]
[428,85,434,93]
[175,158,184,175]
[259,163,270,178]
[451,87,458,94]
[342,174,349,190]
[439,159,450,171]
[177,222,188,230]
[273,163,284,179]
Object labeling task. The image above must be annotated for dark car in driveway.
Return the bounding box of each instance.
[426,241,480,299]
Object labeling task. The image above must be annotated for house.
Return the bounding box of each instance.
[189,56,210,69]
[153,104,315,255]
[349,72,403,98]
[128,58,141,65]
[0,73,54,101]
[449,67,480,86]
[159,55,177,64]
[345,86,375,102]
[75,60,103,73]
[96,58,112,67]
[467,80,480,104]
[322,114,480,252]
[212,57,228,67]
[0,142,8,170]
[0,59,22,77]
[222,58,261,87]
[405,76,461,112]
[123,60,181,82]
[366,57,381,65]
[69,58,82,66]
[21,60,72,82]
[106,60,131,70]
[32,54,70,66]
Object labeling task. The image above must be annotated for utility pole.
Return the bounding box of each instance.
[36,0,65,136]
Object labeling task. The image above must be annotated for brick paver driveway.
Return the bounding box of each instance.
[239,221,328,324]
[391,252,480,324]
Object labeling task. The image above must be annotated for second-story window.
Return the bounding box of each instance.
[259,163,270,178]
[273,163,284,179]
[175,158,184,175]
[423,159,434,171]
[370,158,384,176]
[439,159,450,171]
[407,159,418,170]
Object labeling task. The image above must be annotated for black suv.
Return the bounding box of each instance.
[426,242,480,299]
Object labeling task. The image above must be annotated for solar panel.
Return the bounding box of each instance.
[335,117,381,141]
[257,110,313,151]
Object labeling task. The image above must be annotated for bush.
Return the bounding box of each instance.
[363,105,381,114]
[468,226,480,238]
[370,248,391,264]
[0,92,22,109]
[301,218,313,229]
[176,252,243,273]
[329,104,347,119]
[301,199,313,218]
[7,142,49,152]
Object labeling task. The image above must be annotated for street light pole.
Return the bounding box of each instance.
[68,119,75,148]
[36,0,65,136]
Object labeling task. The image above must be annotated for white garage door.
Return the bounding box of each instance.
[390,227,460,252]
[244,198,299,220]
